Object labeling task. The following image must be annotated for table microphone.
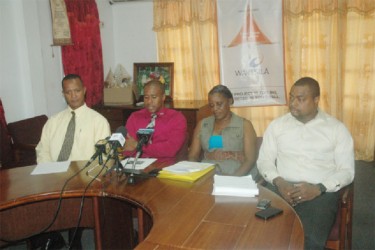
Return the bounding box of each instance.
[86,137,110,166]
[127,128,154,184]
[101,126,128,177]
[135,128,154,157]
[108,126,127,157]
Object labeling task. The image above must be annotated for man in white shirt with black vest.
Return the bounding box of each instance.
[257,77,355,250]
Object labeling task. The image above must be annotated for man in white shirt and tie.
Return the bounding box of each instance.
[34,74,110,249]
[36,74,110,163]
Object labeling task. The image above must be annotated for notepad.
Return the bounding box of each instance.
[212,175,259,197]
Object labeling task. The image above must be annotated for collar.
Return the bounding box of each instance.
[67,103,87,115]
[315,108,328,121]
[287,108,328,125]
[306,108,328,123]
[144,107,167,117]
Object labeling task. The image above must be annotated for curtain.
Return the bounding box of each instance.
[283,0,375,161]
[153,0,220,100]
[62,0,104,107]
[154,0,375,161]
[0,99,6,130]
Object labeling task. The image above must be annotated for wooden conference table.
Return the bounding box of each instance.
[0,161,304,249]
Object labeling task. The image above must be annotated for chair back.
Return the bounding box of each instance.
[325,182,354,250]
[175,132,189,162]
[7,115,48,145]
[2,115,48,168]
[0,99,14,167]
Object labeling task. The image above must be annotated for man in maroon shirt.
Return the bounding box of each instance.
[123,80,187,166]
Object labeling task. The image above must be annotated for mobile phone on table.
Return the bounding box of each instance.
[255,207,283,220]
[256,199,271,210]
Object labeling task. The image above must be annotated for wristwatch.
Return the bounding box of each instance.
[317,183,327,195]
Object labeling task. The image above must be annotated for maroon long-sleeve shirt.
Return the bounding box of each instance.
[124,107,187,166]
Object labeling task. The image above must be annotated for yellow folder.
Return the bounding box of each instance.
[157,161,216,183]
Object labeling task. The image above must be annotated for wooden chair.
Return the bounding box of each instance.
[1,115,47,169]
[175,132,189,162]
[325,182,354,250]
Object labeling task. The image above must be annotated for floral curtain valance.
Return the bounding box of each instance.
[285,0,375,16]
[153,0,217,31]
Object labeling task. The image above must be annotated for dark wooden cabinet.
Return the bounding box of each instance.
[94,100,210,146]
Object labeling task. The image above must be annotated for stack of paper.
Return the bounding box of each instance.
[157,161,215,182]
[212,175,259,197]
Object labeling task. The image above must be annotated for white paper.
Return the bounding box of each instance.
[121,158,157,170]
[212,175,259,197]
[163,161,215,173]
[214,195,257,203]
[31,161,71,175]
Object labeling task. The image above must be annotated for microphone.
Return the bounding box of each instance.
[127,128,154,184]
[95,137,110,151]
[135,128,154,156]
[85,137,111,176]
[108,126,127,157]
[94,137,110,164]
[101,126,128,177]
[85,137,110,165]
[85,136,111,180]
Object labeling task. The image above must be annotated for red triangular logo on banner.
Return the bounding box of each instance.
[228,5,272,47]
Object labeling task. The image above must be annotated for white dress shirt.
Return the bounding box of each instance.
[257,109,355,192]
[36,104,111,163]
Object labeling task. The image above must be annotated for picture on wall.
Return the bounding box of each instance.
[133,62,174,101]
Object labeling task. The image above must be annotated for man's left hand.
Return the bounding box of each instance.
[289,182,321,204]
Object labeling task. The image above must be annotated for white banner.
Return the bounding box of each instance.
[217,0,286,107]
[50,0,72,45]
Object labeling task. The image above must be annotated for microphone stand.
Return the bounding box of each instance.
[85,151,104,176]
[98,153,103,165]
[112,149,124,174]
[103,148,124,177]
[128,150,141,184]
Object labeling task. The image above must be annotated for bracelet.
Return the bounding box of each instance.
[317,183,327,194]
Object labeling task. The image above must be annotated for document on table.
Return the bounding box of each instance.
[212,175,259,197]
[158,161,216,182]
[121,158,157,170]
[163,161,215,173]
[31,161,71,175]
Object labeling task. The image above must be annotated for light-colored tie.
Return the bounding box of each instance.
[57,111,76,161]
[146,113,157,129]
[146,113,157,143]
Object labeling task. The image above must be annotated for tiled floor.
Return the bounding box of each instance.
[2,161,374,250]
